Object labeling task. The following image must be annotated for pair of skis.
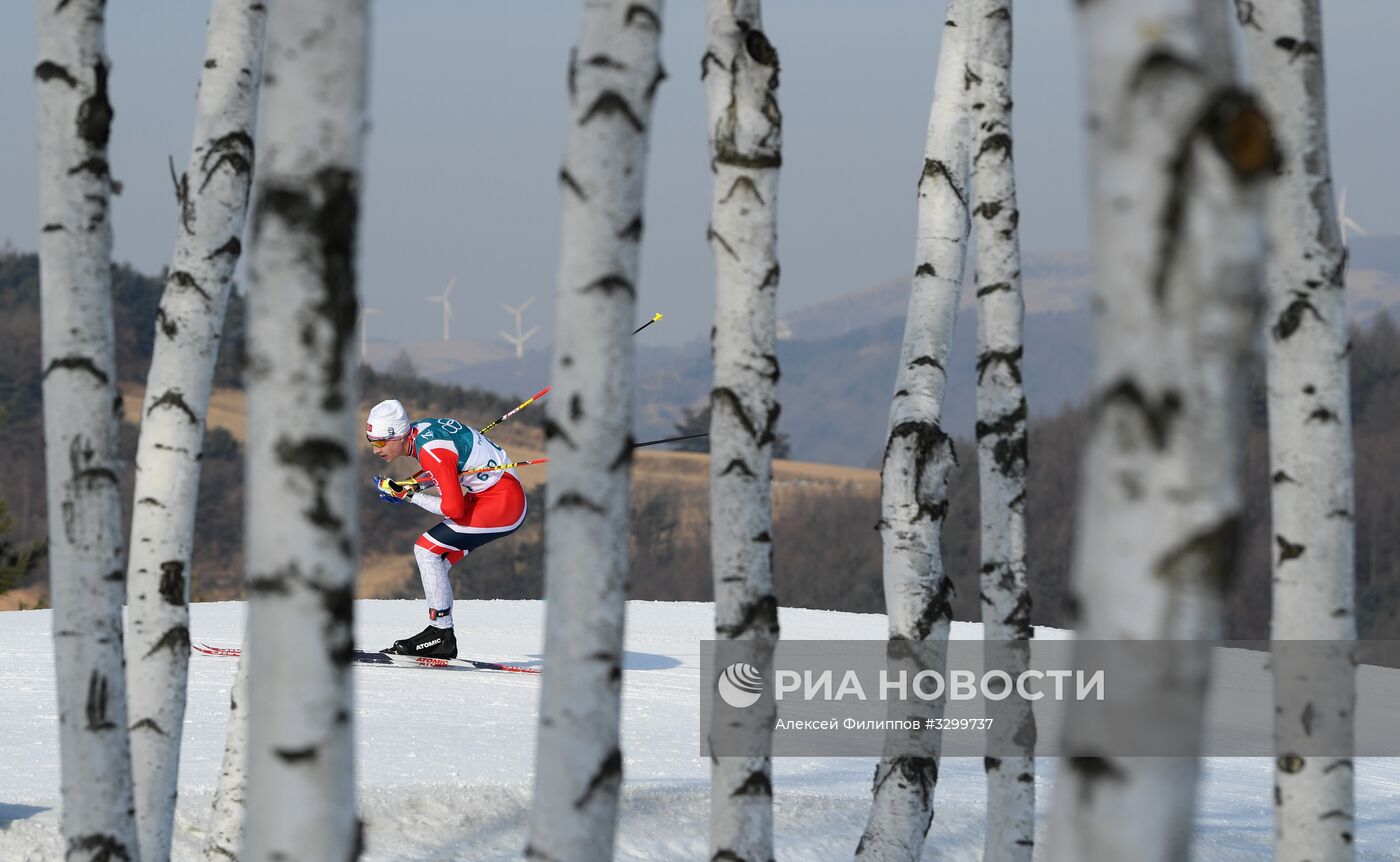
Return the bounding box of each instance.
[192,642,540,675]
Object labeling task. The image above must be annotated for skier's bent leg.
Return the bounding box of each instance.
[414,536,465,628]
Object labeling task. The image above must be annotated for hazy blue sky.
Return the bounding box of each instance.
[2,2,1396,347]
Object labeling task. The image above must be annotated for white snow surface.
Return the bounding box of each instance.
[1,600,1398,860]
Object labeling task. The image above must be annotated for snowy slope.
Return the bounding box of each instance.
[2,600,1398,860]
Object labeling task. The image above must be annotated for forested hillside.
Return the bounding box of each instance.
[3,251,1397,638]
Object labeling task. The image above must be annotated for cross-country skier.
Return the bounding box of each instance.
[365,399,527,658]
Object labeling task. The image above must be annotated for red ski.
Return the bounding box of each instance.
[191,642,540,675]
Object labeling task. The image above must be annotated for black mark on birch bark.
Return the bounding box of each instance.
[144,625,190,659]
[580,91,644,131]
[156,308,178,338]
[1234,1,1263,31]
[713,386,779,446]
[68,158,109,179]
[707,225,739,261]
[555,492,606,514]
[44,355,110,384]
[159,560,186,605]
[67,835,132,861]
[976,133,1011,163]
[86,671,116,731]
[1155,516,1241,593]
[208,235,242,260]
[584,53,626,71]
[130,717,167,736]
[580,274,635,298]
[624,4,661,31]
[1274,294,1324,340]
[717,594,777,639]
[198,130,255,194]
[920,158,967,210]
[559,168,587,200]
[701,50,723,81]
[1099,380,1181,450]
[1068,755,1125,803]
[720,459,755,478]
[731,769,773,796]
[574,747,623,809]
[35,61,78,88]
[77,60,113,148]
[976,346,1023,384]
[618,215,643,241]
[1276,534,1306,564]
[720,175,764,205]
[1274,37,1318,62]
[275,747,318,764]
[169,269,212,303]
[148,388,200,424]
[872,756,938,810]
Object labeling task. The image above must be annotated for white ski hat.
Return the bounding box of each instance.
[366,399,411,440]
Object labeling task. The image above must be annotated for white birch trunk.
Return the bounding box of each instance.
[127,4,267,859]
[1044,1,1276,860]
[203,652,250,861]
[966,2,1033,860]
[1238,2,1357,859]
[856,3,972,859]
[702,3,782,861]
[242,3,369,860]
[34,1,138,858]
[526,3,665,860]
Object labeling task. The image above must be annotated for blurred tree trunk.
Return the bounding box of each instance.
[967,1,1034,860]
[1239,2,1357,859]
[856,2,973,859]
[702,1,782,860]
[34,1,138,858]
[1044,1,1276,860]
[126,3,267,859]
[242,2,369,859]
[526,2,665,860]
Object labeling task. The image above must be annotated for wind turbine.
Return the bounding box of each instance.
[500,297,540,359]
[426,279,455,342]
[1338,186,1369,247]
[360,306,380,362]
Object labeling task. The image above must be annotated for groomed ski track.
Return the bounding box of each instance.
[2,600,1399,860]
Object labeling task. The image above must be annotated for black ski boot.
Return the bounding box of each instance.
[383,625,457,659]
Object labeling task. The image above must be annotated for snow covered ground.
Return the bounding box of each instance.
[2,600,1398,860]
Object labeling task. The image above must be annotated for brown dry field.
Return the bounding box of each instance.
[0,386,879,608]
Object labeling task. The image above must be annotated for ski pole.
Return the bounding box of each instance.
[397,457,551,490]
[633,312,663,335]
[481,386,551,435]
[633,432,707,449]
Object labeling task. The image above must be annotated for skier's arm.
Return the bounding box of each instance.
[408,490,443,516]
[418,441,468,521]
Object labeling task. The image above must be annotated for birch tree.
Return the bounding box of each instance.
[526,2,665,860]
[127,4,267,859]
[855,3,973,859]
[1239,2,1357,858]
[34,1,138,858]
[1044,1,1276,859]
[966,1,1034,860]
[203,653,250,861]
[242,2,369,859]
[702,2,782,860]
